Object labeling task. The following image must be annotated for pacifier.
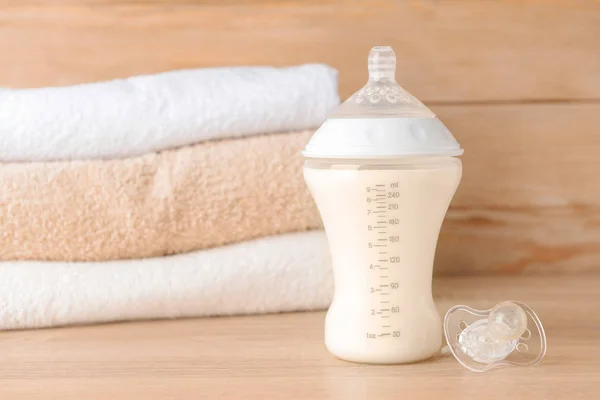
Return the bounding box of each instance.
[443,301,547,372]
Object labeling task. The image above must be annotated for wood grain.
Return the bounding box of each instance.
[0,0,598,101]
[0,275,598,399]
[436,103,599,208]
[438,207,600,275]
[429,103,600,274]
[0,0,598,274]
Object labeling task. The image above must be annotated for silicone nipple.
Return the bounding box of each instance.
[329,46,435,118]
[443,301,547,372]
[367,45,396,80]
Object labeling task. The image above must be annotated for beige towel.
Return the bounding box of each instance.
[0,131,321,262]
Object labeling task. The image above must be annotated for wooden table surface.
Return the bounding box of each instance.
[1,275,598,399]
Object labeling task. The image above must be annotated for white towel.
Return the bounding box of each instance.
[0,64,339,162]
[0,231,332,330]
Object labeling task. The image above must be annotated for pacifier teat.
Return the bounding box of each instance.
[443,301,547,372]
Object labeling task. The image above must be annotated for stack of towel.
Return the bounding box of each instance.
[0,65,339,330]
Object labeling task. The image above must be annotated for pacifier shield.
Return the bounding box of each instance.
[443,301,547,372]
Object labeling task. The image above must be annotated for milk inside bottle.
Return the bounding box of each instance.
[303,46,463,364]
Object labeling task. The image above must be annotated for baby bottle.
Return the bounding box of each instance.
[303,46,463,364]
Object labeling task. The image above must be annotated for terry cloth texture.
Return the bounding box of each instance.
[0,231,332,330]
[0,64,339,161]
[0,130,322,262]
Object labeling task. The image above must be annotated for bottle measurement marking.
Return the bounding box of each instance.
[367,182,402,340]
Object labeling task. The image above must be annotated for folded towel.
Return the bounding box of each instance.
[0,64,339,162]
[0,130,322,262]
[0,231,332,330]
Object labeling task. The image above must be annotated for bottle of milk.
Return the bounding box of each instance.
[303,46,463,364]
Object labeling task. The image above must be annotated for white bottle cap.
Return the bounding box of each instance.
[303,46,464,159]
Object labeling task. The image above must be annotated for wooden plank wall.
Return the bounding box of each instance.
[0,0,598,274]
